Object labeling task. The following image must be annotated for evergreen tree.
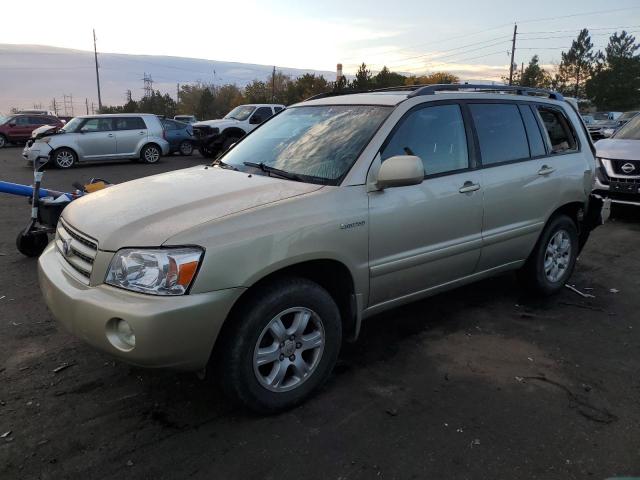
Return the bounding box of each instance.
[351,63,372,90]
[518,55,552,88]
[557,29,597,97]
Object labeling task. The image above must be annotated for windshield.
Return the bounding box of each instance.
[619,112,638,121]
[61,117,83,133]
[0,116,12,125]
[613,115,640,140]
[224,106,256,121]
[221,105,392,184]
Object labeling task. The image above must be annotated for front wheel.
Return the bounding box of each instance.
[518,215,578,296]
[52,148,76,169]
[216,277,342,413]
[140,144,161,164]
[0,134,7,148]
[16,231,49,257]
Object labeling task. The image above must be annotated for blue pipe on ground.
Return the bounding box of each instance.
[0,181,67,198]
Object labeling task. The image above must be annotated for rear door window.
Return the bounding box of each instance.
[518,105,546,157]
[15,116,31,125]
[382,104,469,176]
[469,103,530,165]
[535,106,578,154]
[114,117,147,130]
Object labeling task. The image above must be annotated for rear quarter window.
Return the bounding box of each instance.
[535,106,578,154]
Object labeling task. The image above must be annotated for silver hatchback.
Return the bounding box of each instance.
[23,114,170,168]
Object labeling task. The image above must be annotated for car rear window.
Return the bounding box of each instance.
[470,103,530,165]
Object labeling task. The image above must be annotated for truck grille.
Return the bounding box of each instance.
[55,219,98,283]
[610,159,640,177]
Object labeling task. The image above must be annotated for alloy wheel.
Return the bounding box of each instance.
[544,229,572,282]
[56,151,75,168]
[253,307,325,393]
[144,146,160,163]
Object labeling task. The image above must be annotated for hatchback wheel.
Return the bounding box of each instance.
[141,144,161,164]
[179,140,194,156]
[518,215,578,296]
[216,277,342,413]
[52,148,76,169]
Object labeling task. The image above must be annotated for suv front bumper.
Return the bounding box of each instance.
[38,243,245,370]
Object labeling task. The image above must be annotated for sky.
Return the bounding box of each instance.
[1,0,640,80]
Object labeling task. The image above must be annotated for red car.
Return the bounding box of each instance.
[0,114,64,148]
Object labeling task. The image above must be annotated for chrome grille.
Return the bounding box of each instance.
[55,220,98,283]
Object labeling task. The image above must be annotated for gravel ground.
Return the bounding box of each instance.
[0,145,639,480]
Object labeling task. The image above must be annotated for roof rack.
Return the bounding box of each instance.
[305,83,564,102]
[407,83,564,100]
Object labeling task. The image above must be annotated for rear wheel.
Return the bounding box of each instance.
[179,140,194,156]
[141,144,161,164]
[518,215,578,296]
[221,136,240,153]
[52,148,76,169]
[216,277,342,413]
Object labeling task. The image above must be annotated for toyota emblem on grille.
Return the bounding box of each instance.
[61,239,72,256]
[621,162,636,174]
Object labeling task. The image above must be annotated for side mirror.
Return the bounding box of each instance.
[249,115,262,125]
[376,155,424,189]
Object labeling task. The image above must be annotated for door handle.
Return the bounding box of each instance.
[538,165,555,175]
[139,131,145,135]
[107,133,114,137]
[459,181,480,194]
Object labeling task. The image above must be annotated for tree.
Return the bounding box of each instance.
[586,31,640,110]
[244,80,269,103]
[351,63,372,90]
[404,72,459,85]
[373,66,407,88]
[518,55,552,88]
[196,87,216,120]
[557,29,597,97]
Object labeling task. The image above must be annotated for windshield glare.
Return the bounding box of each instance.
[221,105,391,184]
[613,115,640,140]
[61,117,83,133]
[0,116,11,125]
[224,106,256,121]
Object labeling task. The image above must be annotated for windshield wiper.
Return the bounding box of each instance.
[243,161,304,182]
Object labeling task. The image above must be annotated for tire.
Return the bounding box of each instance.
[518,214,579,296]
[216,277,342,413]
[140,144,161,164]
[221,136,240,153]
[0,134,6,148]
[16,231,49,257]
[199,145,217,159]
[179,140,194,156]
[52,148,76,169]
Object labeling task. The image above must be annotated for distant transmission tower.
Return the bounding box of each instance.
[63,94,74,116]
[142,73,154,98]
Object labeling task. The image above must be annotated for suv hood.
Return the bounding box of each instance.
[596,138,640,161]
[193,119,241,130]
[62,166,323,251]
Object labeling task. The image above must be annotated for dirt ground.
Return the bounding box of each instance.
[0,145,639,480]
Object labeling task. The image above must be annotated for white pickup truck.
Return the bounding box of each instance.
[192,104,285,158]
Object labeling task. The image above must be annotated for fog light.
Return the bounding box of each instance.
[106,318,136,351]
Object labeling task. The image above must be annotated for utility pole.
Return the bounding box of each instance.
[143,73,153,98]
[85,98,89,115]
[52,98,58,116]
[93,29,103,112]
[508,23,518,86]
[271,66,276,102]
[176,83,180,104]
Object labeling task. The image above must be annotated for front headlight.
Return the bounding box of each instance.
[105,247,203,295]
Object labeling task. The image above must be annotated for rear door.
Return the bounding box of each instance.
[162,120,182,149]
[9,116,34,141]
[368,102,484,307]
[76,117,117,159]
[470,102,557,270]
[114,117,147,156]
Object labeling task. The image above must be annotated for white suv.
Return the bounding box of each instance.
[193,104,285,158]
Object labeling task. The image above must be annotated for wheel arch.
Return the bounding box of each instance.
[214,258,358,357]
[50,145,79,164]
[220,127,246,140]
[140,142,163,158]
